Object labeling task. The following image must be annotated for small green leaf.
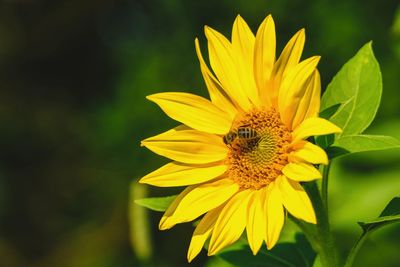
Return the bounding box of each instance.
[217,234,316,267]
[358,197,400,233]
[379,196,400,217]
[134,195,177,212]
[333,135,400,154]
[358,196,400,233]
[321,42,382,137]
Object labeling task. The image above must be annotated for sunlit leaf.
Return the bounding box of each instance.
[332,135,400,155]
[321,42,382,137]
[135,195,177,212]
[318,42,400,158]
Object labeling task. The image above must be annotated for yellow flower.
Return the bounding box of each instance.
[140,15,341,261]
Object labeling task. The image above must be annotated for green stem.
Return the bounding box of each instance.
[343,233,367,267]
[321,163,331,210]
[303,164,339,267]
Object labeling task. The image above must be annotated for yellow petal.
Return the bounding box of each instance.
[264,182,284,249]
[195,38,238,118]
[254,15,276,106]
[159,186,195,230]
[292,117,342,143]
[205,26,252,110]
[276,176,316,224]
[139,161,227,187]
[282,162,322,182]
[161,178,239,229]
[141,126,228,164]
[291,141,328,165]
[278,56,321,130]
[208,190,250,255]
[306,70,321,118]
[147,92,231,135]
[268,29,305,107]
[291,70,321,129]
[231,15,260,107]
[187,206,223,262]
[274,28,305,75]
[246,190,265,255]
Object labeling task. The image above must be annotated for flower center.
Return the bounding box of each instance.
[224,108,292,190]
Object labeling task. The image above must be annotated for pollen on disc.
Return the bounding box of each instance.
[225,108,292,190]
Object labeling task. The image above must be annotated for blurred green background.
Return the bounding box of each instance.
[0,0,399,266]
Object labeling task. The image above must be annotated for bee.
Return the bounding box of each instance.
[223,126,259,146]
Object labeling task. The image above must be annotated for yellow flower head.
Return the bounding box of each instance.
[140,15,341,261]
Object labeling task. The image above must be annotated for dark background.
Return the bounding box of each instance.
[0,0,399,266]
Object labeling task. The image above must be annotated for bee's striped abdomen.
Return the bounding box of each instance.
[237,127,257,139]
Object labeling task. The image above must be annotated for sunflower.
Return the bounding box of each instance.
[140,14,341,261]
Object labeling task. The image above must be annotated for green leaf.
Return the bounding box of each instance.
[315,134,334,150]
[134,195,177,212]
[318,104,341,120]
[379,196,400,217]
[217,234,316,267]
[318,43,400,158]
[321,42,382,137]
[333,135,400,154]
[358,196,400,233]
